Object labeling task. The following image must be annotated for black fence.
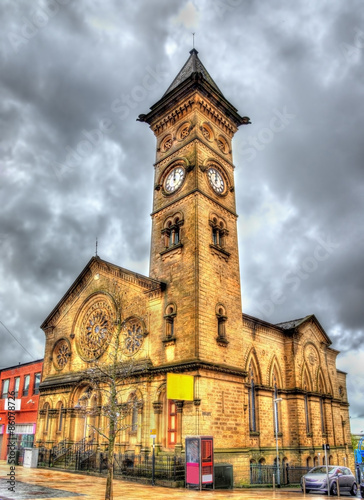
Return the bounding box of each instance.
[250,464,311,485]
[37,446,184,483]
[37,444,311,487]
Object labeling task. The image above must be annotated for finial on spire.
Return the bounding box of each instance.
[95,237,98,257]
[192,32,195,49]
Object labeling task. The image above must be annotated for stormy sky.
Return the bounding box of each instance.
[1,1,363,433]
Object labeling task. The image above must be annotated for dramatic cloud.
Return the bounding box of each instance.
[0,0,363,431]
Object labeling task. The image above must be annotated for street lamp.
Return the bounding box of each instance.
[274,397,283,487]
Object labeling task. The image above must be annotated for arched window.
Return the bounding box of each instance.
[43,403,50,433]
[57,402,64,432]
[272,369,281,435]
[128,393,141,433]
[302,367,312,434]
[164,304,177,338]
[318,375,326,434]
[304,393,310,434]
[216,304,228,346]
[249,363,257,432]
[209,216,228,249]
[162,214,184,251]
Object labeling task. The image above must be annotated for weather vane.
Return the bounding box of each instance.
[95,237,98,257]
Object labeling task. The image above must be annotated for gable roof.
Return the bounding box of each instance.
[276,314,332,345]
[40,256,165,330]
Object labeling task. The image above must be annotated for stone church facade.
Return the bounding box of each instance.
[35,49,353,482]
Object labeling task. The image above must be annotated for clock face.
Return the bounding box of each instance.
[164,166,185,193]
[207,167,225,194]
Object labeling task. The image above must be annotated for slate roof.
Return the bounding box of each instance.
[275,315,312,330]
[164,48,223,96]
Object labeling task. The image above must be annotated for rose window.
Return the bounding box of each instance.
[78,300,114,361]
[122,318,145,356]
[54,340,70,370]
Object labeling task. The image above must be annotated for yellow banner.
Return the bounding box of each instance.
[167,373,194,401]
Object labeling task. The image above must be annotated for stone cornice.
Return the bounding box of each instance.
[151,188,238,218]
[148,359,247,378]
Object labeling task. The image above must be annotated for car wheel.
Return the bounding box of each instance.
[330,481,338,496]
[350,483,357,496]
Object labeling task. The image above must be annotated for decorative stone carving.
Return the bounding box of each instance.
[77,299,115,361]
[53,339,71,370]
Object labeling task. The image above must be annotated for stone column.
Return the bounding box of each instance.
[175,400,184,455]
[152,401,163,452]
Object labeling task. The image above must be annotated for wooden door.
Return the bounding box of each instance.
[168,400,177,446]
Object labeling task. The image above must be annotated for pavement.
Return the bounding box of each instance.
[0,461,359,500]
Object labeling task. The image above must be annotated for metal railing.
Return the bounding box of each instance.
[38,447,184,482]
[250,464,312,485]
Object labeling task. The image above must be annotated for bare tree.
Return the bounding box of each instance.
[83,285,147,500]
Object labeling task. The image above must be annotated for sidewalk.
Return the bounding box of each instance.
[0,461,329,500]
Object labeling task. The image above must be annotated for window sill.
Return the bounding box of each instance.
[160,242,183,256]
[216,336,229,347]
[210,244,230,261]
[306,432,313,437]
[274,432,283,438]
[250,431,260,437]
[162,337,177,347]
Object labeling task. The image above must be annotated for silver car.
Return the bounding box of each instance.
[301,465,358,496]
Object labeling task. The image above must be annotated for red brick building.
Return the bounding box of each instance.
[0,359,43,461]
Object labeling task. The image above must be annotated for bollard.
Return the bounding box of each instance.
[272,473,275,490]
[302,476,306,496]
[336,477,340,497]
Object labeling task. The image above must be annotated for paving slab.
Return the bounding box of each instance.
[0,461,350,500]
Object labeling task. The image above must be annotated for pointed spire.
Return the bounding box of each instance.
[164,49,223,96]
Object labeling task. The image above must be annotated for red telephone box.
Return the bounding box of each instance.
[185,436,214,489]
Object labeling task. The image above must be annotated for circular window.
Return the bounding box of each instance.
[177,122,191,141]
[53,339,70,370]
[160,134,173,152]
[201,123,214,142]
[217,136,229,154]
[122,318,145,356]
[77,298,115,361]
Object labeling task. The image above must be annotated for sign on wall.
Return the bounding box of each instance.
[167,373,194,401]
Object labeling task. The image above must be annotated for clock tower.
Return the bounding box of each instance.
[139,49,250,367]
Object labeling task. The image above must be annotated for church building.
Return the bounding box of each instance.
[35,49,353,483]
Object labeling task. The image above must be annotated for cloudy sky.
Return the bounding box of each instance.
[1,1,363,432]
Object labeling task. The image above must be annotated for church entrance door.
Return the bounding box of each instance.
[168,400,177,447]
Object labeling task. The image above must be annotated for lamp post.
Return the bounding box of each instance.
[274,397,283,487]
